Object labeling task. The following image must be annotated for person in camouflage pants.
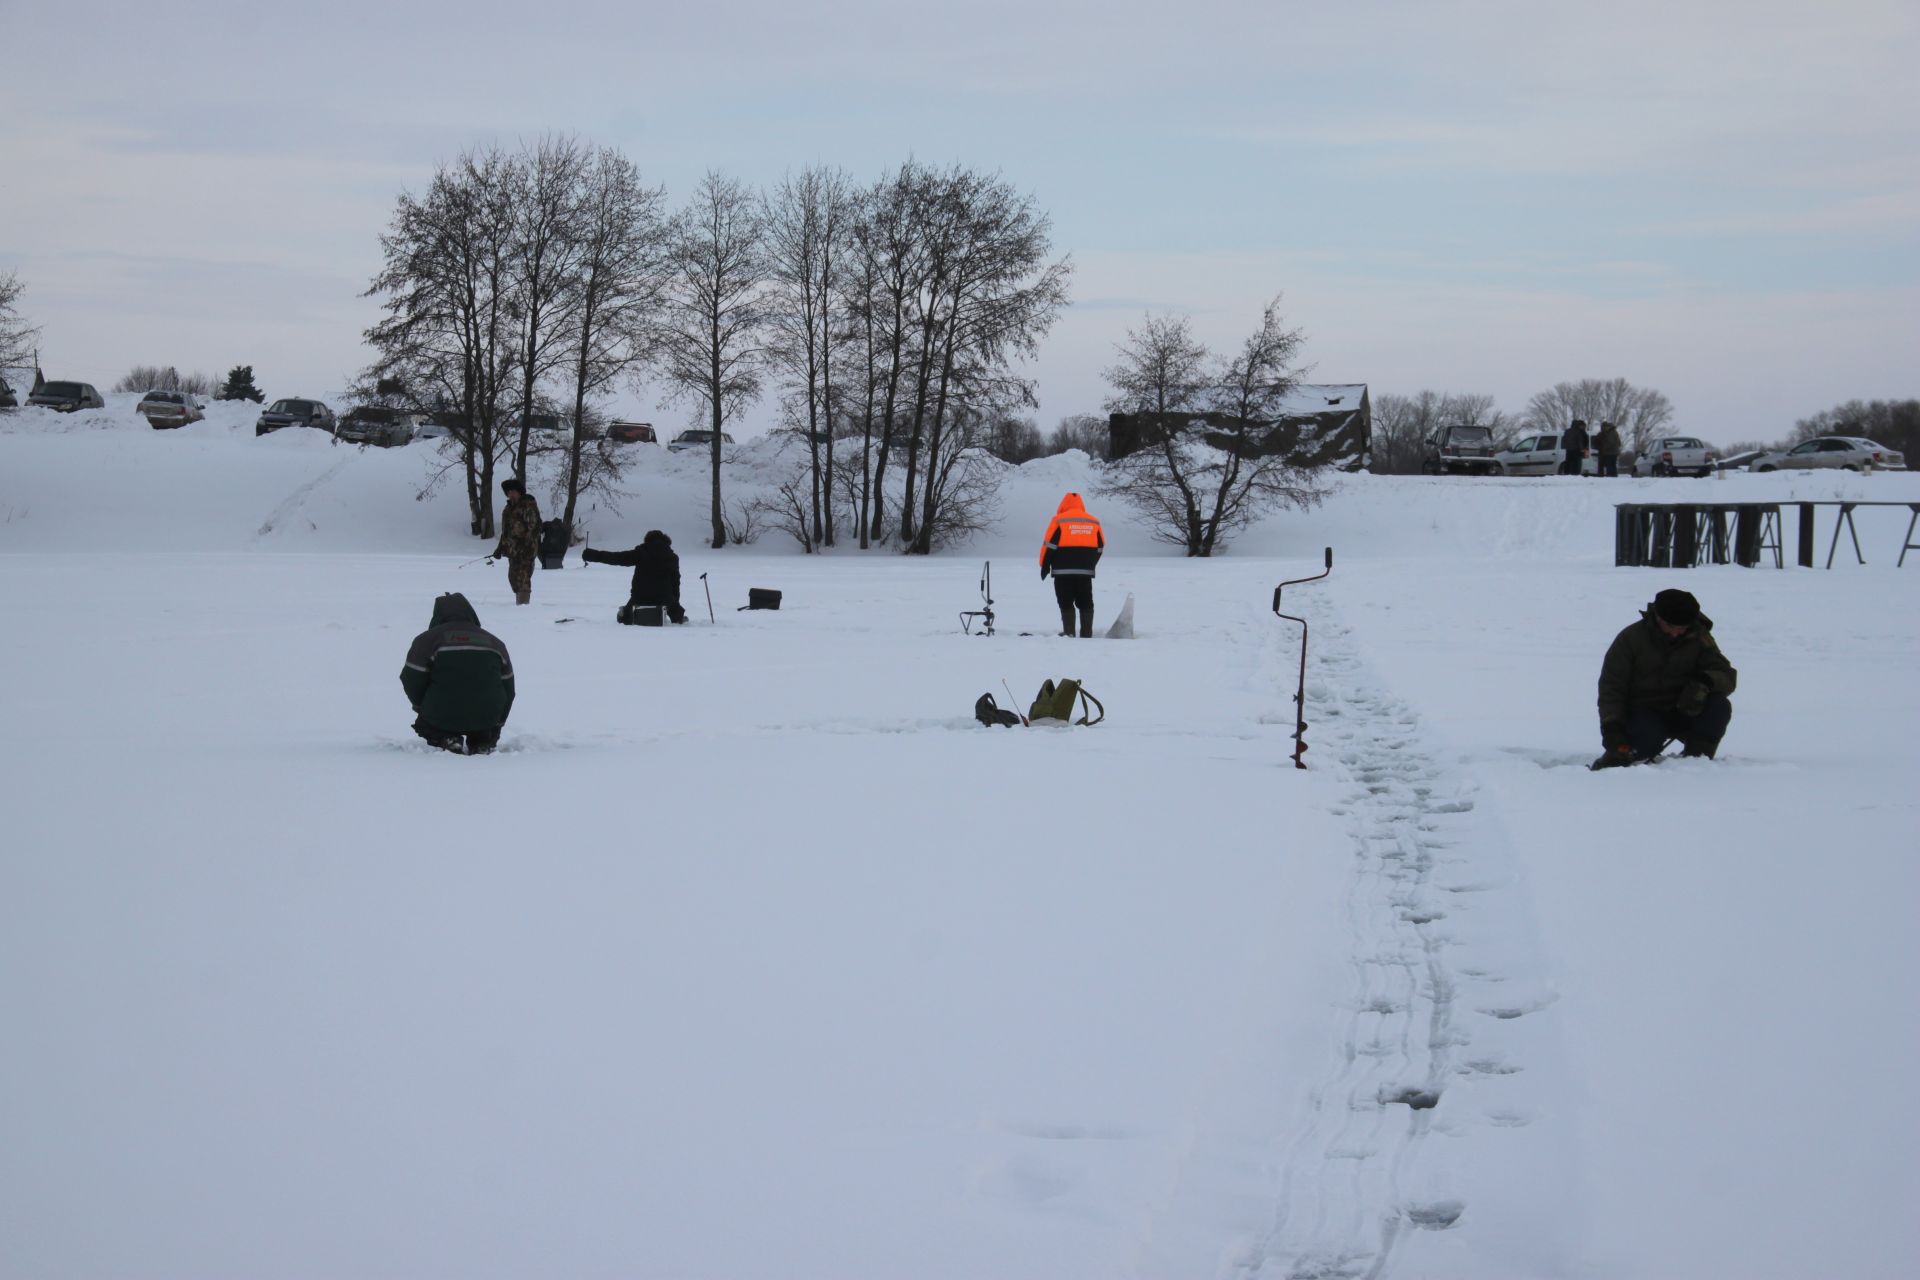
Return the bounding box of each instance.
[490,477,542,605]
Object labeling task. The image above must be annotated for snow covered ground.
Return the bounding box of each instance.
[3,398,1917,1278]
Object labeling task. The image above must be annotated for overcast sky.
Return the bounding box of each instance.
[3,0,1914,443]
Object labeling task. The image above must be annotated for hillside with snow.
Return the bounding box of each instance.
[3,397,1917,1279]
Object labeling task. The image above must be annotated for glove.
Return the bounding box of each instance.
[1040,565,1050,580]
[1677,679,1710,717]
[1600,721,1629,753]
[486,557,497,566]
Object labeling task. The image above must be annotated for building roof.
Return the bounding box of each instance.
[1274,383,1368,416]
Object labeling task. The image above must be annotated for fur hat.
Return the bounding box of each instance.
[1653,588,1700,626]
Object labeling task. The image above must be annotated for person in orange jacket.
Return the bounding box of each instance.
[1040,492,1105,637]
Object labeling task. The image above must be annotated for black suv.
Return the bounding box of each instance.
[28,380,107,413]
[334,406,416,447]
[255,398,336,436]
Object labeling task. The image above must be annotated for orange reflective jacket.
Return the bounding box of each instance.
[1040,492,1104,574]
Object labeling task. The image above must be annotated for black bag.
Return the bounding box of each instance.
[618,603,664,626]
[738,588,782,611]
[537,518,568,569]
[974,693,1022,728]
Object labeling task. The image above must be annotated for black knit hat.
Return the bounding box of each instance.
[1653,588,1700,626]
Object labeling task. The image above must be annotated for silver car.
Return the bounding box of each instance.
[1631,436,1717,477]
[137,390,206,429]
[1751,436,1907,473]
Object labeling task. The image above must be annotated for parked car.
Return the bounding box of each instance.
[1420,423,1500,475]
[608,420,657,444]
[1714,449,1767,473]
[136,390,205,429]
[334,406,416,447]
[1631,436,1717,477]
[27,380,106,413]
[0,376,16,409]
[414,411,467,440]
[668,428,735,454]
[1495,432,1598,476]
[255,398,335,436]
[1750,436,1907,473]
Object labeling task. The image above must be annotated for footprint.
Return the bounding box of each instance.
[1380,1085,1442,1110]
[1406,1199,1466,1228]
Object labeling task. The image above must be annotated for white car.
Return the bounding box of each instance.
[1496,433,1597,476]
[668,429,735,454]
[1632,436,1717,477]
[1750,436,1906,473]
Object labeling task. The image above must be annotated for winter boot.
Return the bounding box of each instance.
[515,589,531,606]
[1078,609,1094,639]
[1059,604,1076,636]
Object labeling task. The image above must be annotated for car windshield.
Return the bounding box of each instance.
[346,407,396,423]
[679,431,712,442]
[1447,427,1493,443]
[1667,439,1703,449]
[42,382,82,397]
[143,392,182,404]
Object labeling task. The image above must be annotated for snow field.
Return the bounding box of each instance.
[3,402,1918,1278]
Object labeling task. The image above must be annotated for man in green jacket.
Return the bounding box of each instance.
[400,592,515,754]
[489,477,541,605]
[1592,588,1737,769]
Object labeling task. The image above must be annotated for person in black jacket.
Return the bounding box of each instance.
[581,529,688,623]
[1560,419,1591,475]
[400,592,515,754]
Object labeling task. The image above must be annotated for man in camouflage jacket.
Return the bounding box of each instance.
[400,592,515,754]
[490,477,541,605]
[1592,587,1737,769]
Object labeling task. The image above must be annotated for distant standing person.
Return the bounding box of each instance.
[581,529,689,623]
[490,477,541,605]
[1595,421,1623,477]
[400,592,515,754]
[1591,588,1737,769]
[1560,419,1591,476]
[1040,492,1105,638]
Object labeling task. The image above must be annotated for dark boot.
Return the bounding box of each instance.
[1078,609,1094,638]
[1059,604,1076,636]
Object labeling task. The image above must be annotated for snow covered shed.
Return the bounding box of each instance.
[1107,383,1370,470]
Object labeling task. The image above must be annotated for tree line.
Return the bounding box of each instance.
[360,139,1072,549]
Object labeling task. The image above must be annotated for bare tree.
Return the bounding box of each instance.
[845,166,929,548]
[660,171,768,548]
[112,365,216,395]
[913,396,1006,551]
[506,135,589,478]
[1522,378,1674,456]
[1100,304,1326,556]
[363,145,521,538]
[983,415,1045,462]
[763,166,853,548]
[0,271,38,370]
[904,169,1071,554]
[1048,412,1109,459]
[558,147,670,538]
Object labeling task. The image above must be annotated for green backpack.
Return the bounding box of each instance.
[1028,678,1105,726]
